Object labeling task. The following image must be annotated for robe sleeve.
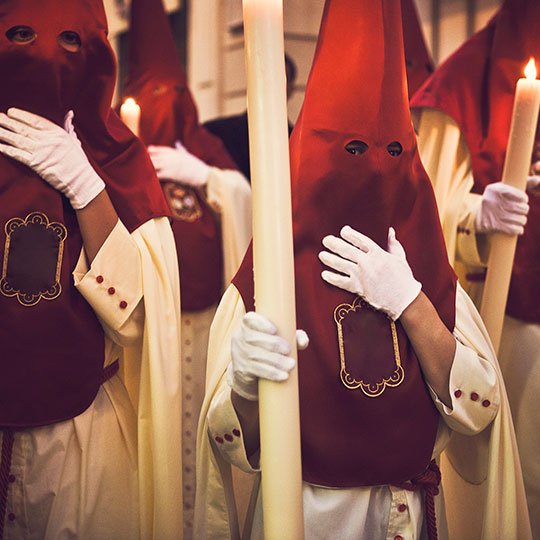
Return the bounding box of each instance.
[73,219,144,347]
[206,167,252,285]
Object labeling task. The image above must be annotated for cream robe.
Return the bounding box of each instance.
[194,281,529,540]
[1,217,182,540]
[180,167,252,539]
[415,107,535,539]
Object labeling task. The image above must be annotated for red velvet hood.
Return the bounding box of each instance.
[401,0,434,97]
[122,0,244,311]
[411,0,540,323]
[234,0,456,487]
[122,0,237,170]
[0,0,170,232]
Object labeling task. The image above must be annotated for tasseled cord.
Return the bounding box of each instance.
[393,459,441,540]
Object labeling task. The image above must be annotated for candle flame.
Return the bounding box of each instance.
[525,58,537,80]
[122,97,137,107]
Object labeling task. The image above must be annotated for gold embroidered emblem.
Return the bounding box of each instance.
[163,182,203,222]
[334,297,404,397]
[1,212,67,306]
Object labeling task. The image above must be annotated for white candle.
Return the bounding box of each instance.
[120,97,141,137]
[242,0,304,538]
[480,58,540,352]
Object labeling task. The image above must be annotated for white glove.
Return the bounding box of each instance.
[227,311,309,401]
[475,182,529,235]
[147,140,210,187]
[319,225,421,321]
[0,108,105,209]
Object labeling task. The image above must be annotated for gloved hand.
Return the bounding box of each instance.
[0,108,105,209]
[147,140,210,187]
[319,225,421,321]
[475,182,529,235]
[227,311,309,401]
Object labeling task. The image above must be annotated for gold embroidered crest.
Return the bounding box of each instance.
[162,182,203,222]
[1,212,67,306]
[334,296,404,397]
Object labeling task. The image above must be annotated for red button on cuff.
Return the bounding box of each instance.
[398,504,407,512]
[394,536,403,540]
[482,400,491,407]
[470,392,479,401]
[215,436,224,444]
[454,389,462,398]
[108,287,115,295]
[233,429,241,437]
[96,275,104,284]
[119,300,127,309]
[224,433,233,442]
[8,474,15,483]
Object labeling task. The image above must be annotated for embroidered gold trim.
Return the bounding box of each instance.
[1,212,67,306]
[163,182,203,222]
[334,296,404,397]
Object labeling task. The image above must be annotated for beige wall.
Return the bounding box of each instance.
[189,0,502,124]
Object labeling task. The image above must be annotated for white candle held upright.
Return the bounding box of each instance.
[120,97,141,137]
[480,58,540,353]
[242,0,304,538]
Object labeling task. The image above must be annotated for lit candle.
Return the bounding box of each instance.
[480,58,540,353]
[120,97,141,137]
[242,0,304,538]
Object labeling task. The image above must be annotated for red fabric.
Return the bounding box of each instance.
[401,0,434,97]
[123,0,237,171]
[233,0,456,488]
[411,0,540,323]
[123,0,239,310]
[0,429,14,540]
[0,0,168,427]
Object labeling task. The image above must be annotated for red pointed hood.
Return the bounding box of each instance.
[401,0,434,96]
[0,0,170,232]
[234,0,455,487]
[411,0,540,323]
[122,0,237,170]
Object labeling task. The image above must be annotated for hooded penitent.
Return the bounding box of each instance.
[123,0,240,311]
[0,0,169,427]
[401,0,434,97]
[411,0,540,323]
[233,0,456,487]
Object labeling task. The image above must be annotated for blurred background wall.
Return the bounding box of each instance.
[103,0,501,124]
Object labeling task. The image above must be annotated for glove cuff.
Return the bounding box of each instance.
[69,168,106,210]
[391,280,422,321]
[226,362,259,401]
